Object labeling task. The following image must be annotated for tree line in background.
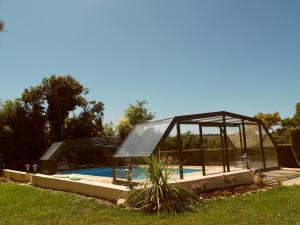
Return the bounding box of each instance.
[0,75,299,167]
[0,75,154,165]
[254,103,300,144]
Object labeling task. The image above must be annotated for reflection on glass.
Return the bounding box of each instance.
[245,124,264,170]
[261,127,278,168]
[114,119,173,157]
[40,142,63,160]
[202,127,224,175]
[227,126,244,171]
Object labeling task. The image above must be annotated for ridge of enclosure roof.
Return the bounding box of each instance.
[144,111,259,124]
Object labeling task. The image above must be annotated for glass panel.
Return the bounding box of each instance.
[261,126,278,168]
[160,124,203,179]
[160,125,180,166]
[227,126,244,171]
[180,125,203,178]
[202,127,225,175]
[245,124,264,169]
[40,142,64,160]
[114,118,173,157]
[56,149,77,170]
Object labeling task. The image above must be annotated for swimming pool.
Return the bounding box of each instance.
[60,167,201,180]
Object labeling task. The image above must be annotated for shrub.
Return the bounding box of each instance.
[126,154,200,215]
[275,176,283,186]
[277,144,298,168]
[223,175,237,189]
[255,171,266,187]
[191,180,208,194]
[0,177,9,183]
[290,128,300,167]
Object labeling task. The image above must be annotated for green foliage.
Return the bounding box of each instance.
[0,75,105,163]
[277,144,299,167]
[272,127,290,144]
[182,131,199,149]
[102,122,116,137]
[255,171,266,187]
[65,101,104,139]
[23,75,89,141]
[274,103,300,144]
[21,75,105,142]
[255,112,281,131]
[116,100,154,140]
[0,126,15,160]
[289,128,300,166]
[126,154,200,215]
[191,180,208,194]
[162,132,221,152]
[294,103,300,127]
[0,99,47,161]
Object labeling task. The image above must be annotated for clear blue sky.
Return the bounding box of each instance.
[0,0,299,124]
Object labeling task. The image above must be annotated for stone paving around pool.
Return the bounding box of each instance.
[263,168,300,186]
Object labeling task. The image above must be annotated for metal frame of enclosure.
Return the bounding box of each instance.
[113,111,279,183]
[40,137,121,174]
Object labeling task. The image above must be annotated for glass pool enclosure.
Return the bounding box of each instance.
[112,111,279,183]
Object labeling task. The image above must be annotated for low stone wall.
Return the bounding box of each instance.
[179,169,255,191]
[1,169,31,183]
[1,169,254,202]
[31,174,129,203]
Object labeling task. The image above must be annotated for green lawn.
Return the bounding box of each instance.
[0,183,300,225]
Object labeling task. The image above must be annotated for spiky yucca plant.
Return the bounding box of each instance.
[126,154,200,215]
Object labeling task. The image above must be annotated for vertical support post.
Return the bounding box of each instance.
[219,127,226,172]
[199,125,206,176]
[112,158,117,183]
[238,125,243,152]
[176,123,184,179]
[222,115,230,172]
[241,120,247,151]
[258,123,266,170]
[241,119,248,168]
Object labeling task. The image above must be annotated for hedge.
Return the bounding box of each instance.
[290,128,300,167]
[277,144,299,168]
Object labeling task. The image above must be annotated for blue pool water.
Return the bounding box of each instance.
[60,167,201,180]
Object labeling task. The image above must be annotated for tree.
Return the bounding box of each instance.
[23,75,89,141]
[255,112,281,131]
[0,125,15,161]
[116,100,155,139]
[0,99,47,161]
[65,101,104,139]
[0,76,106,166]
[293,103,300,127]
[103,122,116,137]
[0,100,16,160]
[270,102,300,144]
